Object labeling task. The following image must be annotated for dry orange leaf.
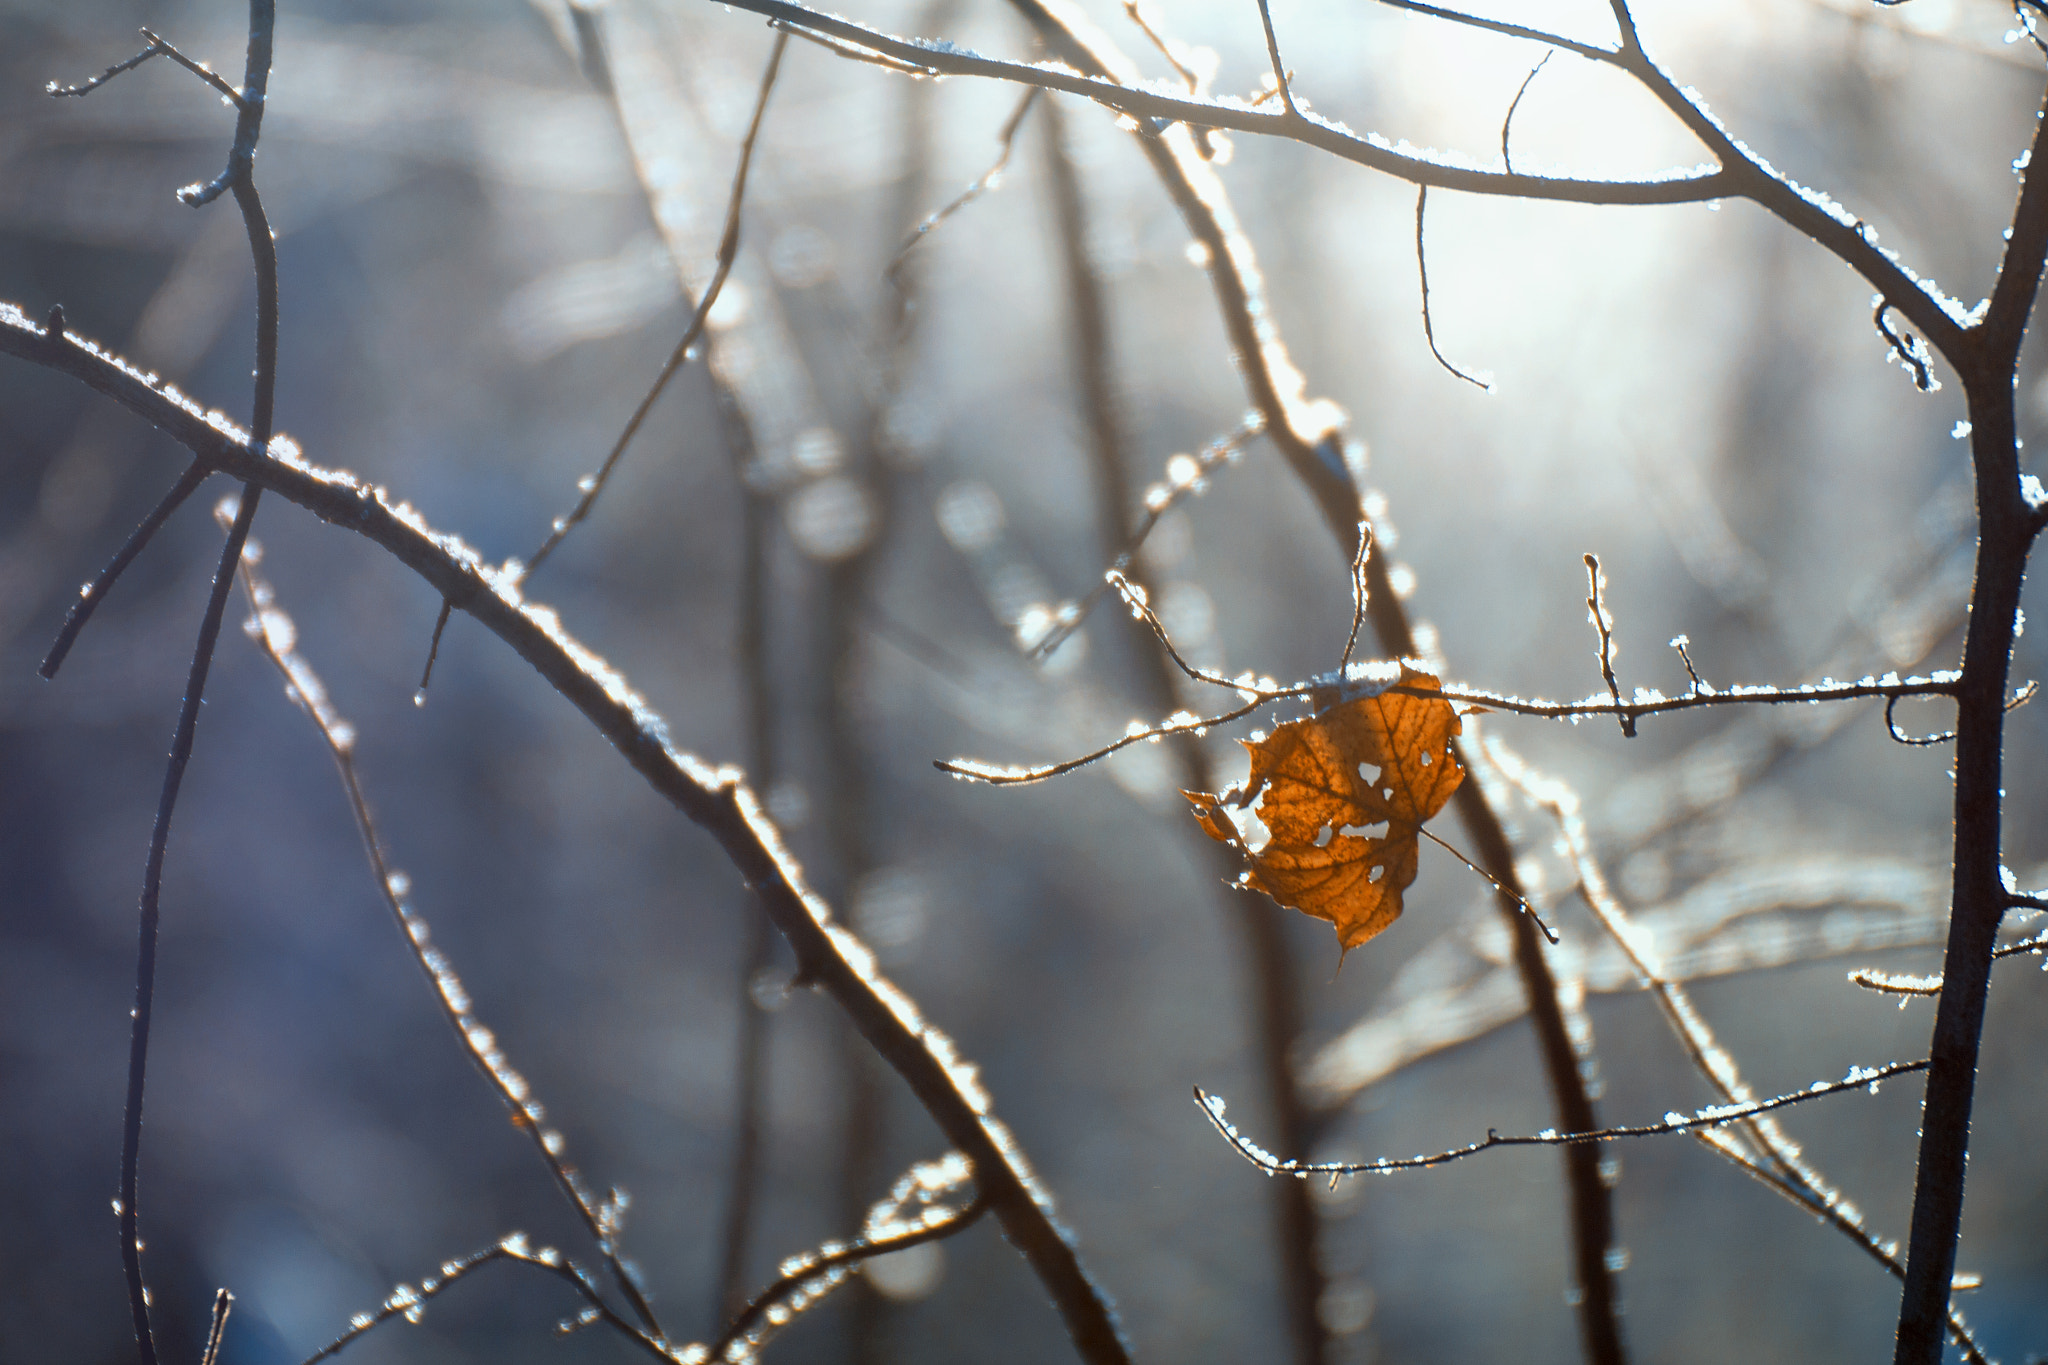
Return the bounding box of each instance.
[1186,665,1465,954]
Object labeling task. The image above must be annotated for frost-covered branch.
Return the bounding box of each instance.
[937,653,1963,787]
[695,0,1973,368]
[1490,741,1992,1365]
[1197,1059,1928,1177]
[709,1155,987,1362]
[1850,929,2048,996]
[301,1236,672,1365]
[704,0,1733,203]
[0,308,1132,1365]
[228,529,664,1337]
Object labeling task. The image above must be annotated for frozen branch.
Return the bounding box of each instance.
[0,311,1131,1365]
[228,534,664,1336]
[936,657,1962,787]
[1197,1059,1928,1177]
[301,1236,672,1365]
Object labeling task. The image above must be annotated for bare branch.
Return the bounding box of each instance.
[1028,418,1263,660]
[1123,0,1203,92]
[1584,554,1632,737]
[1416,826,1558,944]
[937,647,1963,785]
[0,317,1132,1365]
[1875,301,1938,393]
[199,1291,232,1365]
[771,17,941,73]
[887,86,1040,283]
[1694,1130,1989,1365]
[47,28,248,108]
[1415,187,1491,390]
[1250,0,1299,118]
[57,9,286,1358]
[522,32,789,581]
[229,537,664,1336]
[1500,51,1552,175]
[40,458,210,678]
[1850,929,2048,995]
[714,0,1734,204]
[1490,741,1991,1365]
[301,1237,671,1365]
[1198,1059,1929,1177]
[1341,523,1373,670]
[711,1156,987,1361]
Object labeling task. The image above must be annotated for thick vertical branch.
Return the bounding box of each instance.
[1037,96,1327,1365]
[1892,387,2024,1365]
[1893,80,2048,1365]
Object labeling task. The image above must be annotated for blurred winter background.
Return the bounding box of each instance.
[4,0,2048,1361]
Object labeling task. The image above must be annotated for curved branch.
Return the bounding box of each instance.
[709,0,1735,205]
[703,0,1975,371]
[0,311,1132,1365]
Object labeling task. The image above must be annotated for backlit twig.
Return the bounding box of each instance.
[1198,1059,1929,1176]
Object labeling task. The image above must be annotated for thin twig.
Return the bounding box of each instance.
[1415,187,1490,390]
[700,0,1972,365]
[712,1182,989,1361]
[1694,1130,1989,1365]
[414,599,454,702]
[1875,301,1938,392]
[1850,929,2048,995]
[1251,0,1299,117]
[1028,418,1264,660]
[1671,634,1706,693]
[1123,0,1203,91]
[1106,570,1247,691]
[40,458,209,678]
[769,20,939,74]
[199,1290,233,1365]
[521,32,789,581]
[48,29,248,107]
[121,488,260,1365]
[731,0,1726,203]
[300,1237,673,1365]
[1500,51,1552,174]
[886,86,1039,284]
[1340,523,1372,669]
[935,664,1964,786]
[1417,826,1557,943]
[1197,1059,1929,1176]
[1884,691,1957,746]
[1584,554,1632,736]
